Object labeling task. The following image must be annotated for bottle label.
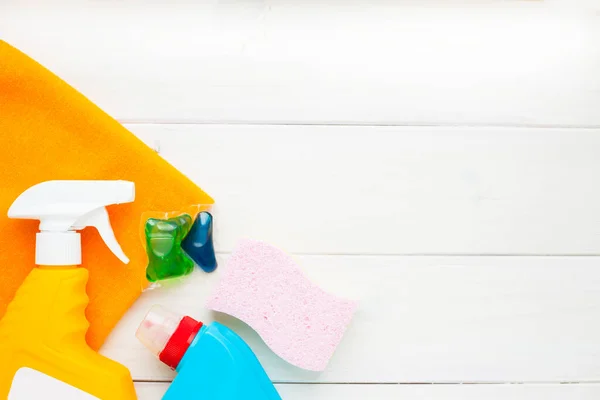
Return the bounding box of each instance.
[8,367,99,399]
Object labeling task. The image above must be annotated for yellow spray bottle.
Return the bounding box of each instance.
[0,180,137,399]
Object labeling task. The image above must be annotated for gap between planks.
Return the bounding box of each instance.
[133,380,600,385]
[121,121,600,130]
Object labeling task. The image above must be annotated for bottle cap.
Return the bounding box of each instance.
[136,305,203,370]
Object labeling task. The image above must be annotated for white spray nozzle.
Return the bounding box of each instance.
[8,180,135,266]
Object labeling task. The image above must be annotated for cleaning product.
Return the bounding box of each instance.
[0,180,137,399]
[207,239,357,371]
[136,306,282,400]
[145,214,194,282]
[181,211,218,273]
[0,41,214,350]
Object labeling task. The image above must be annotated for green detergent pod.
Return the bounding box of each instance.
[145,214,194,282]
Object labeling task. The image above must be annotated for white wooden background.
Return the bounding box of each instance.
[3,0,600,398]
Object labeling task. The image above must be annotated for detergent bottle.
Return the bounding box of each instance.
[136,306,282,400]
[0,180,137,399]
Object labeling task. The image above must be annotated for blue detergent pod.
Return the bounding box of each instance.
[181,211,218,272]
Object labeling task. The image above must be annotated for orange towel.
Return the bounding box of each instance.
[0,41,213,350]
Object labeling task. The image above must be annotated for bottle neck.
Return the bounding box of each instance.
[36,231,82,266]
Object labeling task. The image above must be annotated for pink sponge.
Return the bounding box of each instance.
[206,239,357,371]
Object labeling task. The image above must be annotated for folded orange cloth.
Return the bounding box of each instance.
[0,41,213,350]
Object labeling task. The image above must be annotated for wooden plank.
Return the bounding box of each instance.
[103,255,600,383]
[134,382,600,400]
[1,2,599,126]
[130,124,600,255]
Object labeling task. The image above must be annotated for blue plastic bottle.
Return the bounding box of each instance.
[137,306,281,400]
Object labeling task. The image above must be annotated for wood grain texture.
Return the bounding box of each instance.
[103,255,600,383]
[130,124,600,255]
[134,383,600,400]
[0,1,598,126]
[5,1,600,397]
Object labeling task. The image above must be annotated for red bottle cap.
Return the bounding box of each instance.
[159,316,203,369]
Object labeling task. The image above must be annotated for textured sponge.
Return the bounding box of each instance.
[206,239,356,371]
